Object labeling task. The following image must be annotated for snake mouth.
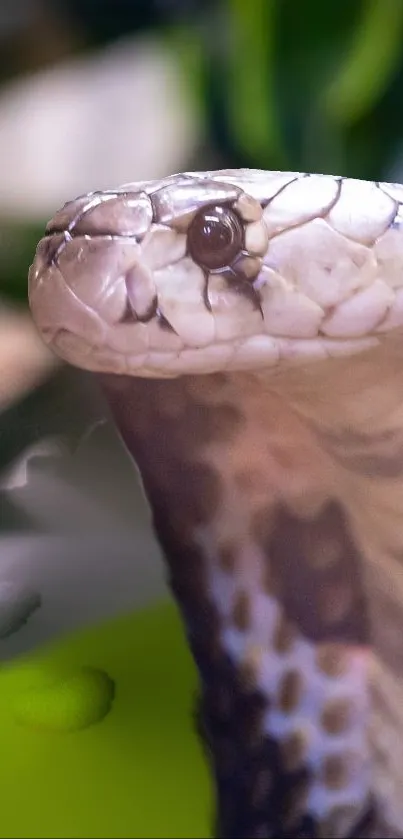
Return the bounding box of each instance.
[27,231,392,378]
[27,230,392,378]
[53,331,383,378]
[28,170,403,378]
[28,247,381,379]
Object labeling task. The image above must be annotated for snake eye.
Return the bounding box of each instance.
[187,205,244,270]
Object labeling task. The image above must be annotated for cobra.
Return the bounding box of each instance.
[28,169,403,838]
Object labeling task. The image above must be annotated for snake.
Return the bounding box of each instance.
[28,169,403,838]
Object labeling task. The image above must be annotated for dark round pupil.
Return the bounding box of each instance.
[187,205,243,270]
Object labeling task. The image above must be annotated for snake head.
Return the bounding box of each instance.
[28,169,403,378]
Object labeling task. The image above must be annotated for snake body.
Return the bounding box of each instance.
[28,170,403,838]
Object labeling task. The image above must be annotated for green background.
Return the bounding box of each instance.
[0,600,209,838]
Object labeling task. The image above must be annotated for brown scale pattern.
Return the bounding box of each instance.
[320,697,354,736]
[232,590,252,631]
[99,371,375,838]
[252,500,370,645]
[277,669,304,715]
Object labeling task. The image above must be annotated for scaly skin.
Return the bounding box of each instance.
[28,170,403,838]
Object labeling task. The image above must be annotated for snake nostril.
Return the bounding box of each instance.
[187,205,244,271]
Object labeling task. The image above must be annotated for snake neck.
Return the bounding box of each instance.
[99,355,403,839]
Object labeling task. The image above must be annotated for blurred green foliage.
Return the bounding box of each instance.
[0,221,45,304]
[185,0,403,179]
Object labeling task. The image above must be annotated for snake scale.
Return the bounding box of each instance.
[28,169,403,838]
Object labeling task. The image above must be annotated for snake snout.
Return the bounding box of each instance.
[28,225,150,372]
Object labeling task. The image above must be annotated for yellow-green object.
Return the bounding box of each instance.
[14,666,115,732]
[0,600,210,839]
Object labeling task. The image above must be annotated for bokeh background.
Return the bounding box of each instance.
[1,0,403,654]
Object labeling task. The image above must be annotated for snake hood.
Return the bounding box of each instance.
[29,170,403,838]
